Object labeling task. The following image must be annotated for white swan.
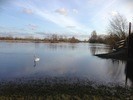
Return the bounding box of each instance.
[34,56,40,62]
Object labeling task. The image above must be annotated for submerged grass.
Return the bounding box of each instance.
[0,77,132,100]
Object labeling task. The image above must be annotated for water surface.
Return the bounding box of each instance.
[0,42,126,85]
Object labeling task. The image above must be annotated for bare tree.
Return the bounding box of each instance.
[89,30,97,43]
[108,14,128,40]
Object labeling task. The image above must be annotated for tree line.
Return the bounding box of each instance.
[0,35,80,43]
[89,14,128,46]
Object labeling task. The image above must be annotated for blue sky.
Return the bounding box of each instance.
[0,0,133,39]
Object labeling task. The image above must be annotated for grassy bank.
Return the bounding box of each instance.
[0,77,132,100]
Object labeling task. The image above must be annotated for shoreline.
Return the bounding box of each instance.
[0,77,132,99]
[95,49,127,60]
[0,40,84,43]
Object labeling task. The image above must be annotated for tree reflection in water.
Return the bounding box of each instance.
[47,43,77,50]
[105,59,125,84]
[89,44,111,55]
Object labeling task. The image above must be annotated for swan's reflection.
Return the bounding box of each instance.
[34,61,36,67]
[33,56,40,67]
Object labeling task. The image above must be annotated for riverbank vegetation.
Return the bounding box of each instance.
[0,35,80,43]
[93,14,132,61]
[89,14,128,47]
[0,77,132,100]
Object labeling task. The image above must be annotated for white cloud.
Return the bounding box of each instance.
[55,8,68,16]
[111,11,118,16]
[0,26,27,33]
[36,9,89,32]
[72,9,78,14]
[15,1,91,33]
[66,26,76,29]
[28,24,38,30]
[23,8,34,14]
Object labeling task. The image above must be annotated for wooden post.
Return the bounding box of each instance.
[127,22,132,58]
[125,22,132,87]
[129,22,131,36]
